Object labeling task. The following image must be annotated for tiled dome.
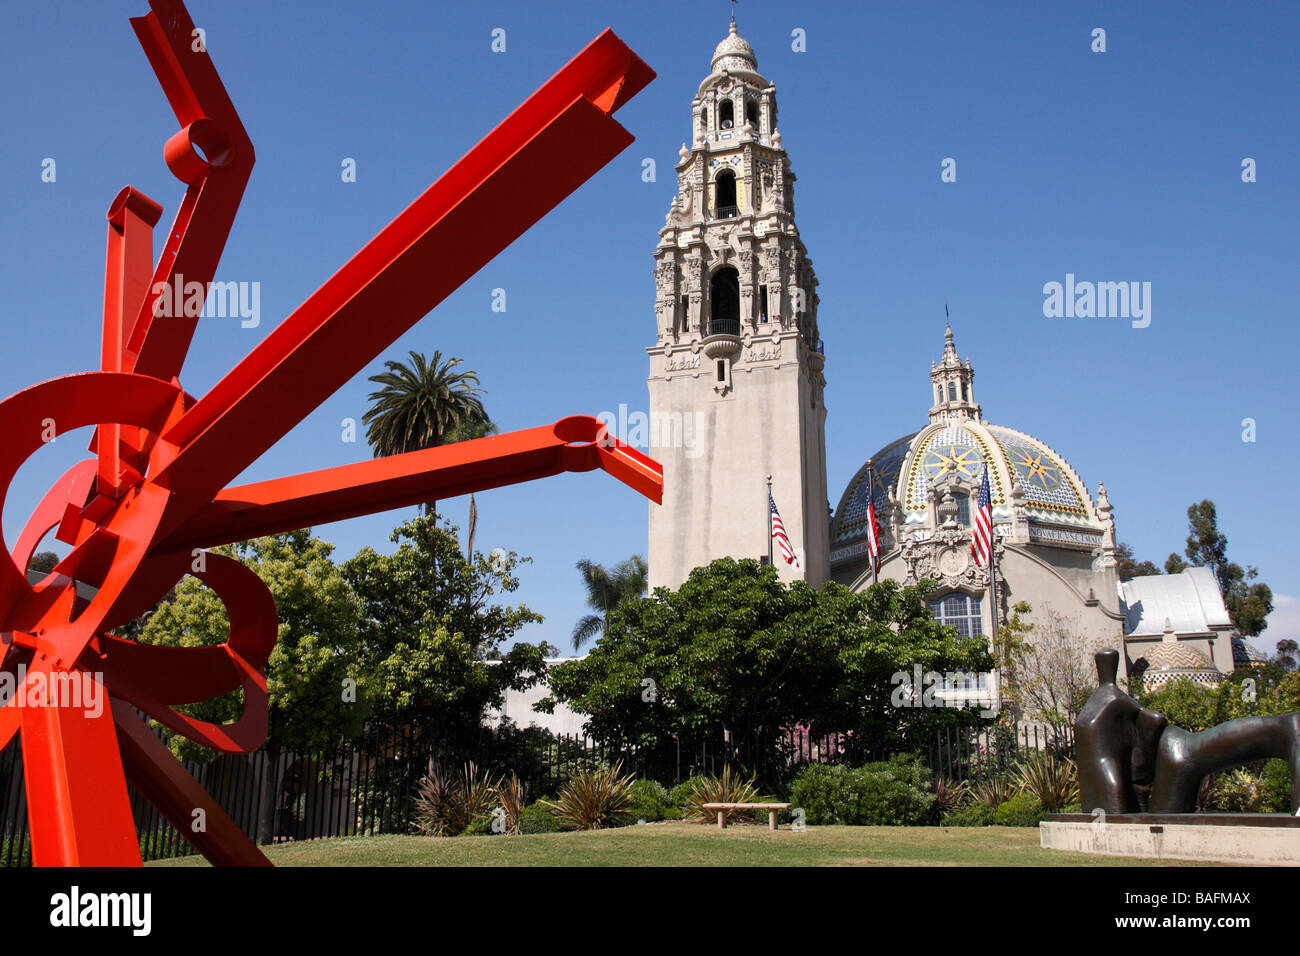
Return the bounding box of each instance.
[711,21,758,73]
[1232,636,1269,668]
[1139,640,1223,691]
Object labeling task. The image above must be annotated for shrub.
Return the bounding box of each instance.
[969,774,1017,808]
[789,755,934,826]
[462,812,498,836]
[942,803,996,827]
[994,792,1046,827]
[619,778,672,825]
[928,775,969,822]
[1260,759,1293,813]
[1013,752,1078,812]
[686,766,761,824]
[518,802,560,834]
[542,761,636,830]
[1206,768,1265,812]
[670,774,710,810]
[412,761,499,837]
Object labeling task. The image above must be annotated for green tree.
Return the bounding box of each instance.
[362,350,491,516]
[543,559,993,772]
[1178,500,1273,637]
[1274,639,1298,672]
[341,514,548,749]
[570,555,648,651]
[996,603,1110,734]
[140,531,368,763]
[139,531,368,843]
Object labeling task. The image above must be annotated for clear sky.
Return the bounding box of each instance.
[1,1,1296,656]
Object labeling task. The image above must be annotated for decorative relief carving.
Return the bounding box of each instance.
[665,352,701,372]
[744,342,781,363]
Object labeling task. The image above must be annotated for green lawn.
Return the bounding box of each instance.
[149,822,1215,867]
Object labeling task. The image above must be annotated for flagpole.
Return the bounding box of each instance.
[985,464,999,640]
[866,459,877,586]
[766,474,773,566]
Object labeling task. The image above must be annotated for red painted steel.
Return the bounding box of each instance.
[0,0,657,866]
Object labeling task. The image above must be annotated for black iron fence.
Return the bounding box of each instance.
[0,720,1071,865]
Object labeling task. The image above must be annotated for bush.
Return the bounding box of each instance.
[542,761,636,830]
[1261,759,1293,813]
[994,792,1045,827]
[618,778,672,825]
[462,812,499,836]
[969,774,1017,808]
[789,755,934,826]
[928,775,969,823]
[942,803,996,827]
[670,774,709,810]
[518,802,560,834]
[685,766,761,824]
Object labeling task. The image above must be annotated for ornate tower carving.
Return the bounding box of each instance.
[647,18,829,590]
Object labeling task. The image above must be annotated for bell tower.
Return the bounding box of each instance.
[647,17,829,590]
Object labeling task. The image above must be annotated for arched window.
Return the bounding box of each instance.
[947,382,957,402]
[961,382,969,401]
[745,99,759,129]
[719,99,734,129]
[709,267,740,336]
[714,170,737,219]
[929,592,984,639]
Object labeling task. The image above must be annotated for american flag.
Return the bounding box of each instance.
[769,493,800,568]
[970,468,993,567]
[866,498,882,573]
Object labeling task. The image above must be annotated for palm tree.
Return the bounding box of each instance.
[363,350,491,516]
[571,556,648,652]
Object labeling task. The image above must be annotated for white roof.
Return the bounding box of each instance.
[1120,567,1233,637]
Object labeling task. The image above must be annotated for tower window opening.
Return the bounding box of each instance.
[680,294,690,331]
[709,267,740,337]
[714,170,738,219]
[745,99,759,129]
[717,360,726,382]
[962,383,969,401]
[759,284,769,323]
[948,382,957,402]
[719,100,734,129]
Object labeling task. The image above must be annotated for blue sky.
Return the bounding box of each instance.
[1,1,1296,655]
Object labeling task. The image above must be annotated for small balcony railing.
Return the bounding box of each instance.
[707,317,741,337]
[713,205,738,220]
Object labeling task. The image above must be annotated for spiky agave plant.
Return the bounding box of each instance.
[542,761,636,830]
[413,760,499,836]
[929,775,970,820]
[688,766,761,825]
[1012,751,1079,812]
[496,773,526,835]
[969,773,1018,808]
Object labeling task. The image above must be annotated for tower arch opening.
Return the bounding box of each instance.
[709,267,740,337]
[719,99,734,129]
[714,169,738,219]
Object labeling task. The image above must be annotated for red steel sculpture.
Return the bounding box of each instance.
[0,0,659,866]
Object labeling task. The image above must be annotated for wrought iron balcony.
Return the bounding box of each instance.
[713,205,738,220]
[707,317,741,337]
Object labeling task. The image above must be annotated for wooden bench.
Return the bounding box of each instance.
[703,802,792,831]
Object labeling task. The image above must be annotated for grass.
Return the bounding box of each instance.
[148,822,1215,867]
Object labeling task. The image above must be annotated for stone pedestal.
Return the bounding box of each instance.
[1040,813,1300,865]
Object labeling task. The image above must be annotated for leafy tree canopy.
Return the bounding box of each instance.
[542,558,994,763]
[341,514,548,747]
